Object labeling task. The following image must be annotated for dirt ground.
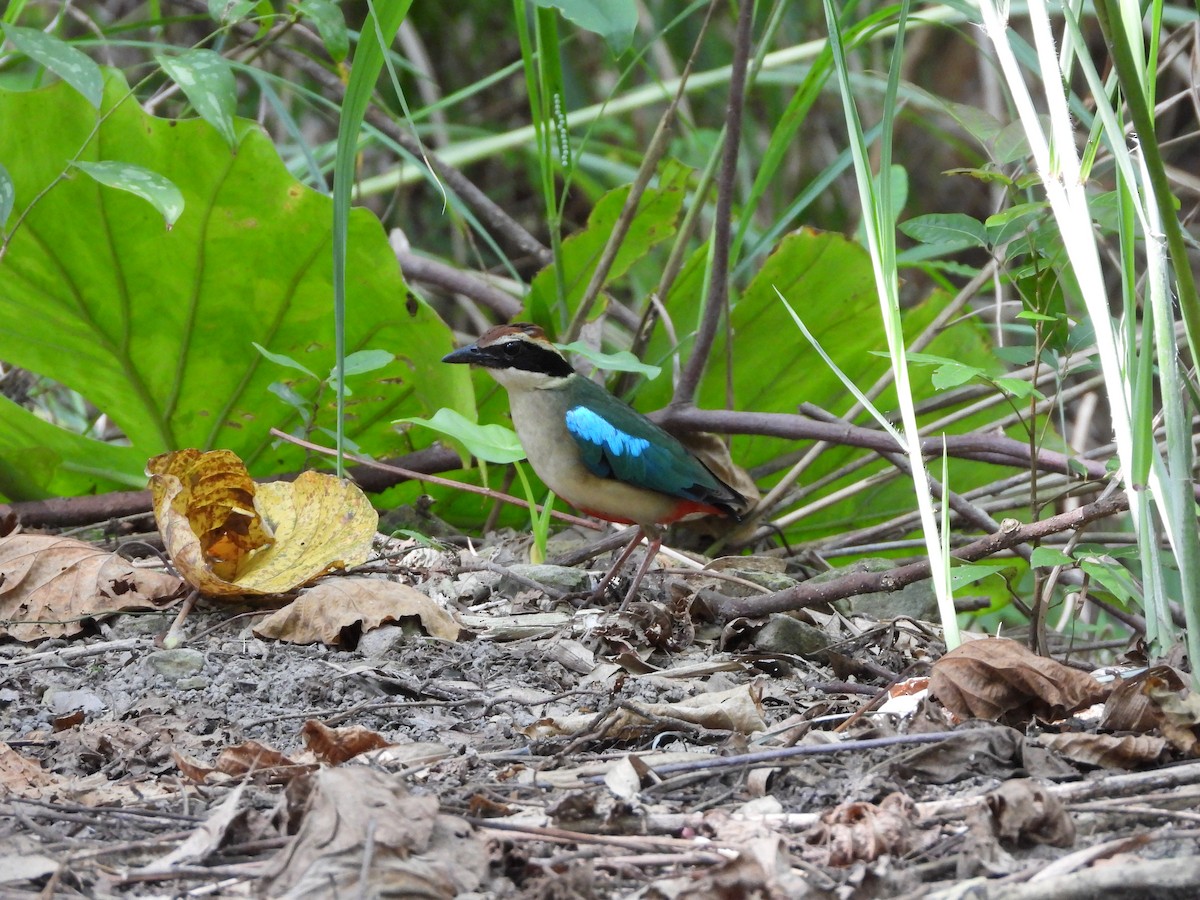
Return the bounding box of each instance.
[3,528,1200,899]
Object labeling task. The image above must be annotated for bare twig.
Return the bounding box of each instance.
[672,0,754,408]
[563,0,720,342]
[714,491,1131,620]
[393,249,523,320]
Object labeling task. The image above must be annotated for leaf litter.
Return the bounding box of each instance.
[3,502,1200,896]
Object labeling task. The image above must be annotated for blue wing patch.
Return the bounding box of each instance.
[565,407,650,467]
[561,390,740,512]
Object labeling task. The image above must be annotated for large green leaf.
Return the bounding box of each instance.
[0,72,473,500]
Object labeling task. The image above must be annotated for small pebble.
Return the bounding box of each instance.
[145,648,205,681]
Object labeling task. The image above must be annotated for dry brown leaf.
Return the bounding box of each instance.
[1145,681,1200,756]
[802,793,917,866]
[929,637,1109,725]
[147,449,377,597]
[302,720,393,766]
[1099,666,1185,734]
[1039,732,1167,768]
[985,779,1075,847]
[2,741,175,806]
[0,534,182,641]
[261,766,486,898]
[253,576,465,646]
[174,739,313,784]
[0,742,58,797]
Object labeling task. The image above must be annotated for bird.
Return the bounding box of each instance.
[443,322,745,609]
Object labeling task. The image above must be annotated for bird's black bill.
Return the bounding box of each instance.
[442,345,481,365]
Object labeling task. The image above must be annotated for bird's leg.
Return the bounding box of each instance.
[616,531,662,614]
[590,527,645,601]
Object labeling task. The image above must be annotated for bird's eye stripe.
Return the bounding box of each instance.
[565,407,650,457]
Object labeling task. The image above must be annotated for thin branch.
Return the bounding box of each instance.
[713,491,1132,620]
[658,405,1121,486]
[393,248,523,320]
[562,2,717,342]
[672,0,754,408]
[250,31,553,269]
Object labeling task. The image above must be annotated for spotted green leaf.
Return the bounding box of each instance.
[71,160,185,227]
[2,23,102,108]
[0,73,472,500]
[156,49,238,148]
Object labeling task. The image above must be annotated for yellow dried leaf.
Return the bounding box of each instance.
[0,535,182,641]
[147,449,377,597]
[253,576,465,646]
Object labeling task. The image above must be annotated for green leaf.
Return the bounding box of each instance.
[0,394,143,499]
[208,0,257,24]
[931,362,983,390]
[899,213,987,250]
[1030,546,1074,568]
[293,0,349,62]
[557,342,661,379]
[994,377,1044,400]
[400,408,526,465]
[71,160,185,227]
[1,23,102,108]
[338,349,396,378]
[156,49,238,148]
[1079,557,1140,604]
[0,160,13,228]
[949,563,1009,589]
[267,381,312,418]
[993,345,1037,365]
[904,352,985,391]
[253,342,319,379]
[1016,310,1057,322]
[531,0,637,53]
[985,201,1048,247]
[0,72,473,500]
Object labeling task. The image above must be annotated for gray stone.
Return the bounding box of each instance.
[754,615,833,658]
[145,648,205,681]
[358,624,409,657]
[44,688,106,715]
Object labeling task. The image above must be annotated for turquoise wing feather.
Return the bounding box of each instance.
[562,378,739,509]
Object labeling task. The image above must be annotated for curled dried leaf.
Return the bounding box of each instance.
[802,792,918,866]
[253,576,466,647]
[302,720,392,766]
[985,779,1075,847]
[1099,666,1185,733]
[147,449,377,597]
[930,637,1109,725]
